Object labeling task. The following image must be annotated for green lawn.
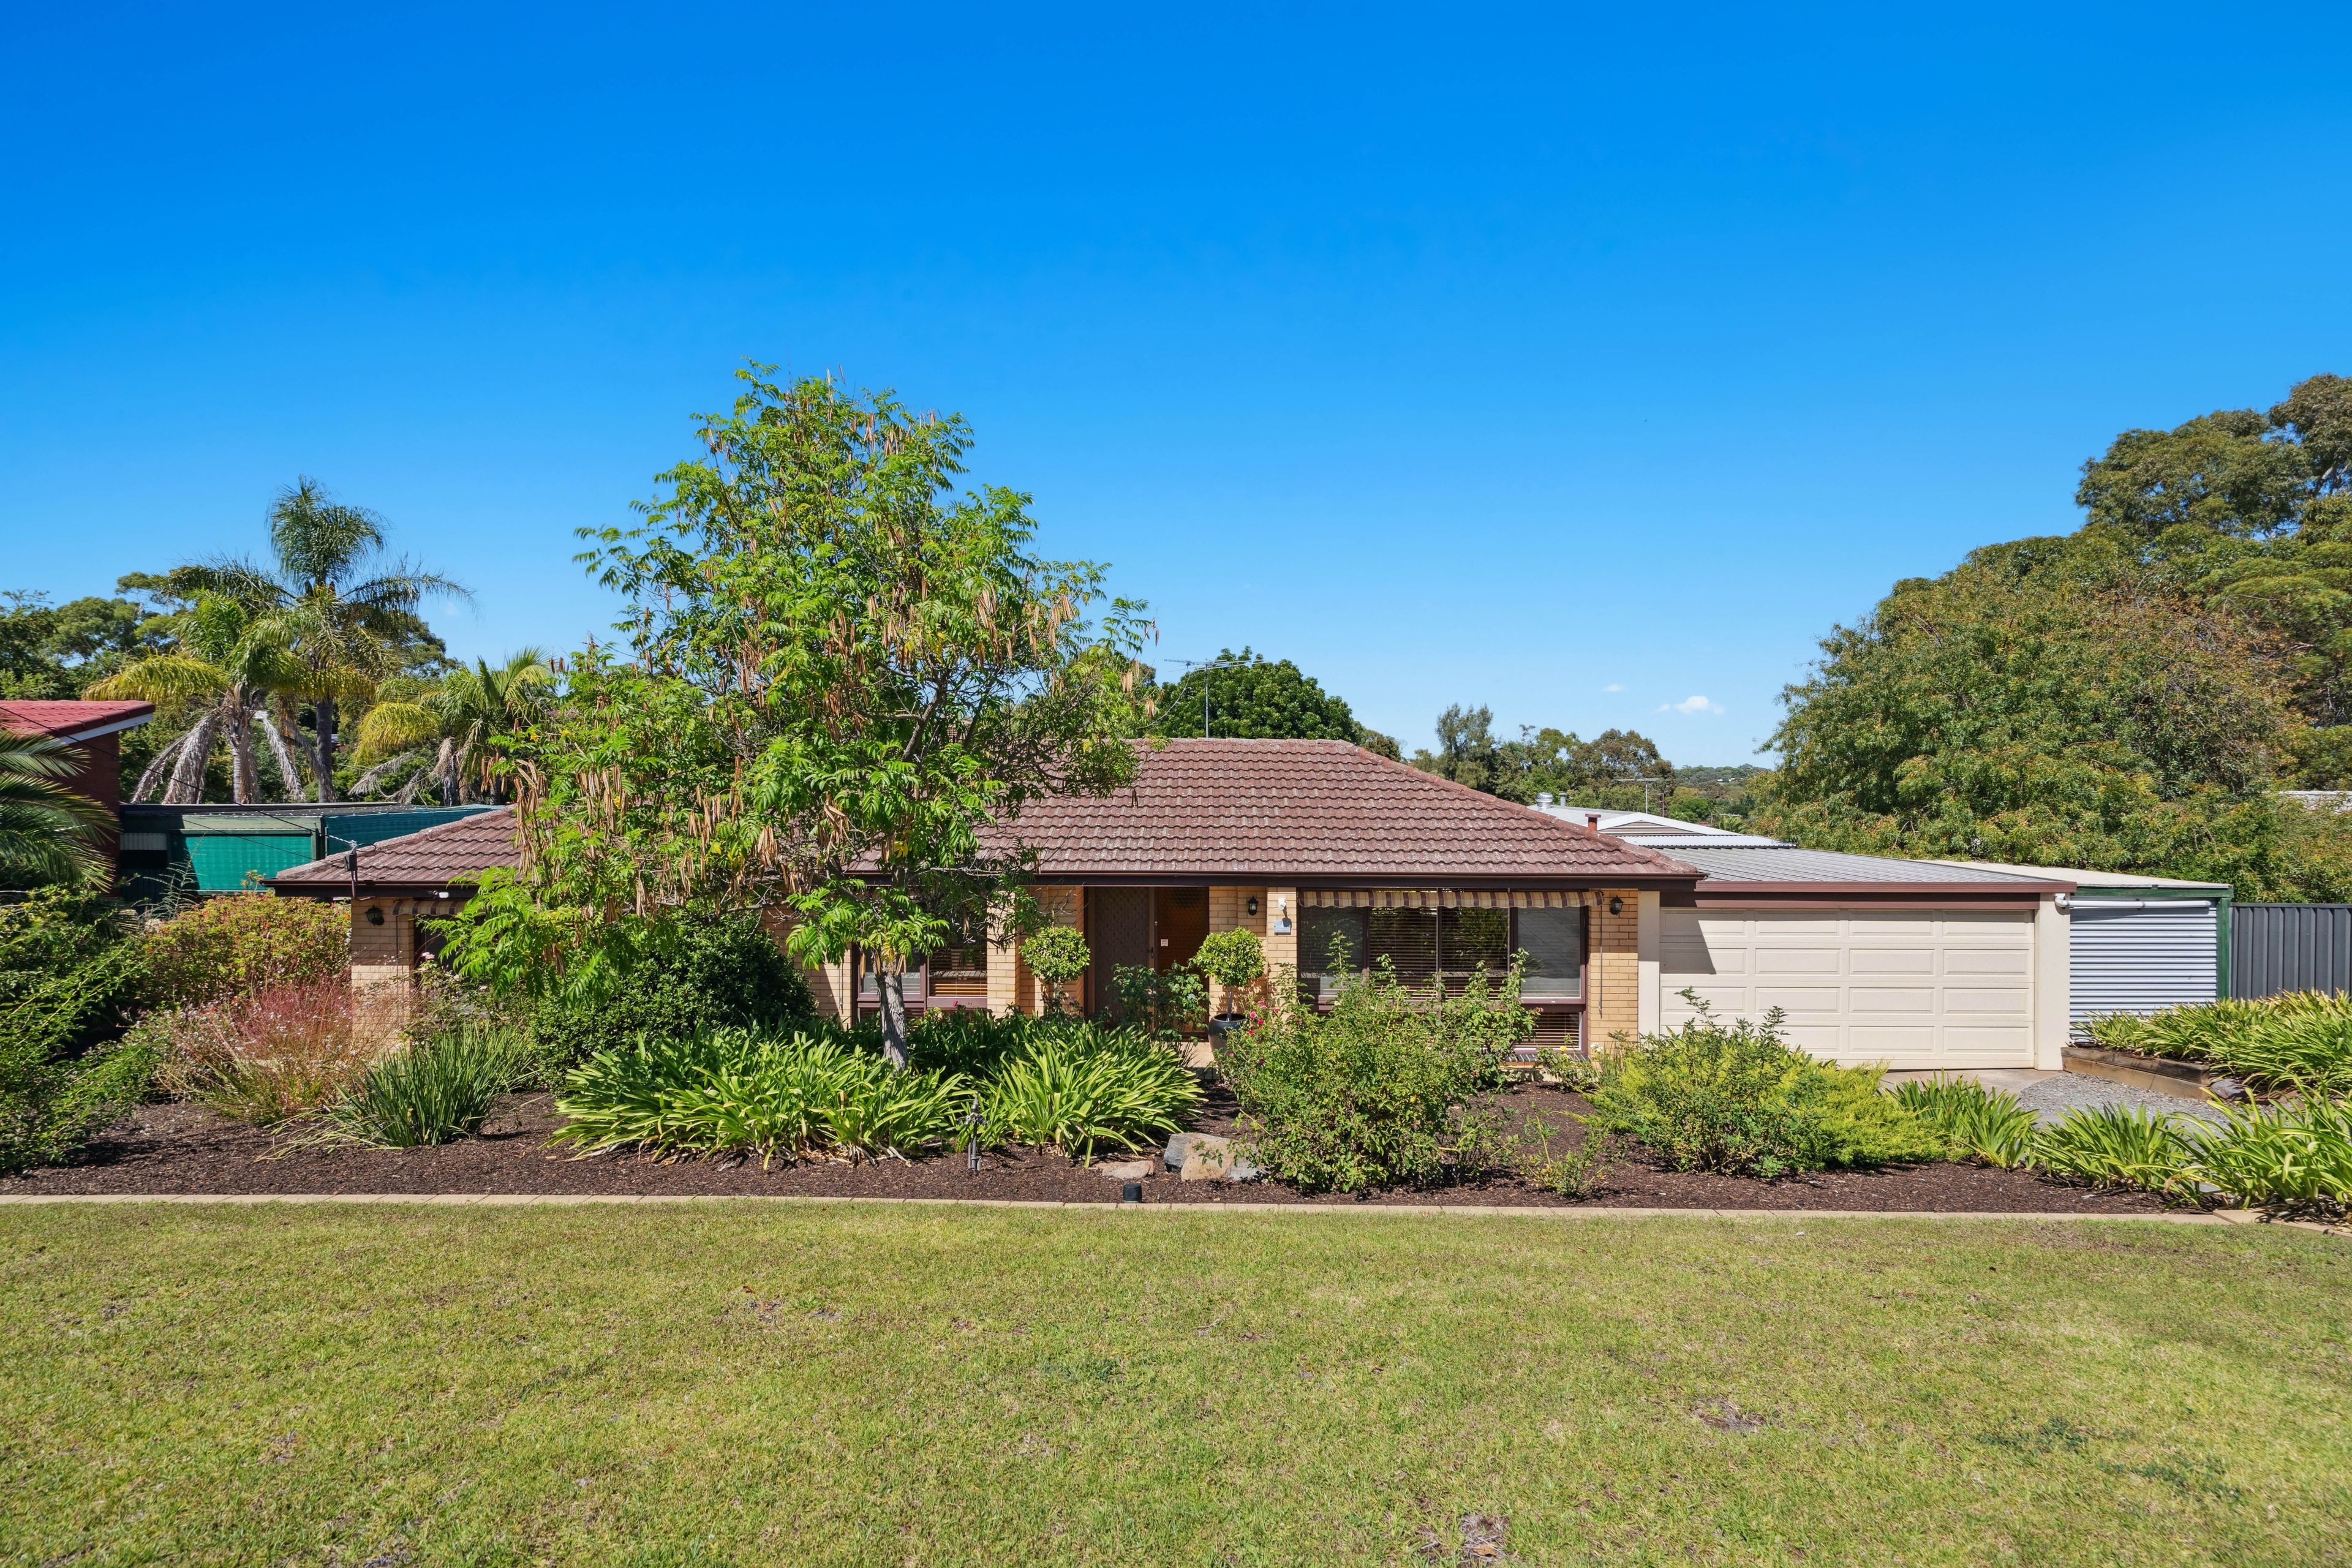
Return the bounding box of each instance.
[1,1205,2345,1567]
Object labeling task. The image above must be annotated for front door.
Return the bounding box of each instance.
[1087,888,1153,1020]
[1154,886,1208,973]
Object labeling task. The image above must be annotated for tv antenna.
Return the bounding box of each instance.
[1169,655,1251,737]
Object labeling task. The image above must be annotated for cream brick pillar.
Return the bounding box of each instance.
[987,896,1021,1018]
[1207,884,1268,1013]
[350,897,410,990]
[1585,889,1642,1050]
[1262,886,1299,1004]
[989,887,1082,1017]
[1040,886,1082,1015]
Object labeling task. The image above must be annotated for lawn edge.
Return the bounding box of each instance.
[0,1191,2250,1223]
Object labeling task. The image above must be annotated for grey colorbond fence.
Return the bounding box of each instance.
[2231,903,2352,998]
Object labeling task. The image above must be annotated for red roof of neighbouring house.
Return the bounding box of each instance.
[270,806,523,891]
[0,699,155,742]
[979,739,1700,884]
[265,741,1702,893]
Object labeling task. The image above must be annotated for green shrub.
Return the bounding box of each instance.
[0,891,155,1172]
[0,1018,160,1174]
[1518,1114,1618,1199]
[317,1022,533,1147]
[904,1009,1033,1077]
[1020,926,1090,1014]
[1892,1075,2040,1168]
[1109,963,1205,1038]
[1584,1001,1944,1178]
[980,1023,1200,1159]
[2184,1096,2352,1215]
[2030,1104,2196,1196]
[1194,929,1264,1016]
[1221,959,1530,1193]
[530,914,815,1066]
[553,1028,967,1166]
[140,894,348,1010]
[2081,993,2352,1095]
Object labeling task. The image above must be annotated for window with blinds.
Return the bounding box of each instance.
[1517,906,1584,999]
[1297,904,1538,997]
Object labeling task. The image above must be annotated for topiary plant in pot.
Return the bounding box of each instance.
[1194,927,1265,1043]
[1020,925,1091,1016]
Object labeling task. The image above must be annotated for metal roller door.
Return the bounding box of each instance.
[1661,908,2036,1069]
[2070,899,2217,1022]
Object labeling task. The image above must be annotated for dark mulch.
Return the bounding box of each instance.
[2,1085,2169,1213]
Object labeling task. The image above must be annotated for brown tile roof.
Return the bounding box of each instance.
[266,742,1700,892]
[981,739,1699,884]
[270,807,522,889]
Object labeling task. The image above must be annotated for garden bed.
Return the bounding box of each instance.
[2,1084,2168,1213]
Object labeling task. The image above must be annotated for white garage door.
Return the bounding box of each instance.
[1661,908,2037,1069]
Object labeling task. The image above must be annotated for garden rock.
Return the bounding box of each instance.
[1095,1158,1153,1182]
[1178,1134,1261,1182]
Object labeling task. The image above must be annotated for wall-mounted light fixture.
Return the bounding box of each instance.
[366,905,385,926]
[1608,896,1623,915]
[1246,895,1259,916]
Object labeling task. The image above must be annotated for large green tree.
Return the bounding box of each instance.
[447,370,1150,1066]
[2075,372,2352,730]
[1760,371,2352,897]
[177,479,466,800]
[1757,540,2351,897]
[1146,649,1391,752]
[91,592,309,804]
[352,650,557,803]
[0,591,160,700]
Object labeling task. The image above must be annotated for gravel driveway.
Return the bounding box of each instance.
[2011,1072,2225,1124]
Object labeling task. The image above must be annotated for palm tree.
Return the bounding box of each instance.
[0,733,111,889]
[90,593,309,804]
[351,650,556,803]
[178,478,467,801]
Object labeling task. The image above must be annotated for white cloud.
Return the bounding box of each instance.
[1658,695,1722,715]
[1603,682,1624,693]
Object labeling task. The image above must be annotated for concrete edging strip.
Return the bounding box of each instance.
[0,1191,2241,1223]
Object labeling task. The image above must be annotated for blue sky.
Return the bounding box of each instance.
[6,4,2349,766]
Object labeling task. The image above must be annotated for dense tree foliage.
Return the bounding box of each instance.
[1762,372,2352,898]
[0,592,160,700]
[1146,649,1393,753]
[442,370,1150,1066]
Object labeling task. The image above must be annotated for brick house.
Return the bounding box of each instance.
[0,698,156,875]
[268,738,1701,1047]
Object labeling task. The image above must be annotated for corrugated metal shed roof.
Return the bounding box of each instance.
[1668,843,2063,886]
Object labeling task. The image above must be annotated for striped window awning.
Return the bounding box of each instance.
[1300,888,1597,910]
